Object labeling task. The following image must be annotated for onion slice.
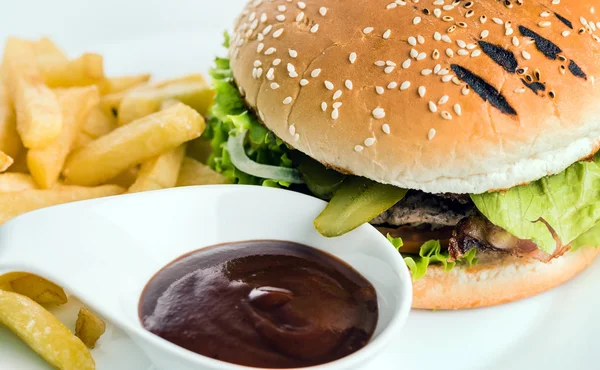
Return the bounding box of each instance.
[227,130,305,184]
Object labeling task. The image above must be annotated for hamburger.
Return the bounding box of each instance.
[205,0,600,309]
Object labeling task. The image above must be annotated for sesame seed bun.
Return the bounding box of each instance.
[229,0,600,194]
[412,246,600,310]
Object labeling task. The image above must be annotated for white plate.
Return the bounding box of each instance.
[0,1,598,369]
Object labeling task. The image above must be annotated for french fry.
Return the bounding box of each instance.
[27,86,99,188]
[8,274,68,305]
[75,308,106,349]
[33,37,68,65]
[98,74,203,118]
[0,150,12,172]
[118,79,214,125]
[0,184,124,225]
[106,167,139,188]
[0,290,95,370]
[0,173,37,192]
[73,132,94,151]
[80,106,116,138]
[177,157,232,186]
[63,103,205,186]
[2,37,63,148]
[0,79,23,159]
[98,74,150,95]
[39,53,104,88]
[128,145,186,193]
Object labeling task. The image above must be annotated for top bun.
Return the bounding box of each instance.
[229,0,600,194]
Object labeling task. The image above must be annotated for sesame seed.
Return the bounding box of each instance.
[434,32,442,41]
[493,18,503,25]
[298,1,306,9]
[287,63,295,72]
[273,58,281,66]
[408,36,417,46]
[289,124,296,135]
[562,30,571,36]
[354,145,364,152]
[388,82,398,89]
[257,43,265,53]
[428,128,436,140]
[349,52,357,64]
[457,40,467,48]
[333,102,343,109]
[505,28,514,36]
[300,79,309,86]
[434,8,442,18]
[375,60,386,67]
[512,36,520,46]
[289,49,298,58]
[480,15,487,24]
[270,82,280,89]
[413,16,422,25]
[454,104,462,116]
[417,35,425,44]
[345,80,353,90]
[376,86,385,95]
[432,49,440,59]
[384,66,395,74]
[296,12,305,22]
[289,71,298,78]
[442,35,452,43]
[383,29,392,39]
[324,81,334,90]
[400,81,411,90]
[266,68,275,80]
[273,28,284,38]
[260,13,267,23]
[421,69,433,75]
[462,86,470,95]
[471,50,481,57]
[277,5,286,12]
[402,59,412,68]
[254,60,262,67]
[311,69,321,78]
[372,107,386,119]
[276,14,286,22]
[319,7,328,16]
[457,49,469,56]
[417,52,427,61]
[265,47,276,55]
[255,68,263,78]
[257,33,264,41]
[441,111,453,120]
[552,0,560,4]
[481,30,489,38]
[310,24,320,33]
[382,124,391,134]
[363,27,374,34]
[331,109,339,120]
[262,25,273,35]
[438,95,449,105]
[333,90,342,100]
[446,48,454,57]
[283,97,292,105]
[442,75,454,82]
[429,101,438,113]
[321,102,327,111]
[294,133,300,141]
[540,11,551,17]
[410,48,419,58]
[522,50,531,60]
[418,86,426,97]
[538,21,551,28]
[364,138,376,147]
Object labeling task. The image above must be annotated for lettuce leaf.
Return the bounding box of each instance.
[387,235,478,280]
[471,154,600,254]
[205,37,292,187]
[571,222,600,251]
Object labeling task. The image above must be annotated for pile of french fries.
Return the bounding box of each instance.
[0,37,230,369]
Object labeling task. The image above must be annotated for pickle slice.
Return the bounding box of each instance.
[295,153,346,200]
[314,177,408,237]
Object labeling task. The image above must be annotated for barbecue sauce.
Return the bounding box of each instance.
[139,240,378,368]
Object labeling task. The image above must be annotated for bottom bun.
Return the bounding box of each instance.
[412,247,600,310]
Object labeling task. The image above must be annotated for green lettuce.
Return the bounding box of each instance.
[471,154,600,253]
[387,235,478,280]
[572,222,600,251]
[205,35,292,187]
